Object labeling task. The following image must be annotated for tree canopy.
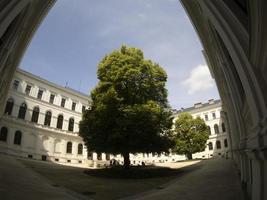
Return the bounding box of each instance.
[173,112,209,159]
[79,45,174,168]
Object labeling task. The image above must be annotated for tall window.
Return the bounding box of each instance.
[208,142,213,150]
[18,103,27,119]
[216,141,221,149]
[97,153,102,160]
[0,127,8,142]
[207,126,211,135]
[78,143,83,155]
[37,89,43,100]
[25,84,31,95]
[49,94,55,104]
[61,98,66,107]
[212,112,216,119]
[224,139,228,148]
[72,102,76,111]
[214,124,219,134]
[68,118,74,132]
[57,115,63,129]
[222,123,226,132]
[4,98,14,115]
[44,111,52,126]
[12,80,20,90]
[31,107,39,123]
[106,153,110,160]
[14,131,22,145]
[205,114,208,121]
[82,105,86,113]
[66,142,72,153]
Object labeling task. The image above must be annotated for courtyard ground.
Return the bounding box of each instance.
[0,154,244,200]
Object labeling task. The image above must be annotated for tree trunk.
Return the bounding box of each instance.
[186,153,192,160]
[123,152,130,169]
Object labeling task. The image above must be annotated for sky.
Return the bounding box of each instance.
[20,0,219,109]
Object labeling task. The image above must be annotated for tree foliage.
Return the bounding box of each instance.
[173,112,209,159]
[79,46,174,167]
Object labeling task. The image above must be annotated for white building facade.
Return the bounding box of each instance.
[174,99,229,159]
[0,69,229,165]
[0,69,89,163]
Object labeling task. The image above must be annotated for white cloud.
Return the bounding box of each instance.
[182,65,215,95]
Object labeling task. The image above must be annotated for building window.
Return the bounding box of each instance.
[18,103,27,119]
[31,107,39,123]
[106,153,110,160]
[208,142,213,150]
[25,84,32,95]
[97,153,102,160]
[14,131,22,145]
[61,98,66,107]
[0,127,8,142]
[207,126,211,135]
[72,102,76,111]
[66,142,72,153]
[87,152,93,160]
[57,115,64,129]
[49,94,55,104]
[204,114,208,121]
[4,98,14,115]
[212,112,216,119]
[82,105,86,113]
[222,123,226,132]
[68,118,74,132]
[37,89,43,100]
[214,124,219,134]
[44,111,52,126]
[216,141,221,149]
[224,139,228,148]
[12,80,20,90]
[78,143,83,155]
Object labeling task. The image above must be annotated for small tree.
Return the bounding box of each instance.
[79,45,174,168]
[173,112,209,159]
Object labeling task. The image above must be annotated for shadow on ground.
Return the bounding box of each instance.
[18,158,203,200]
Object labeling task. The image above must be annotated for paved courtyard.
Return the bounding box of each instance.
[0,154,244,200]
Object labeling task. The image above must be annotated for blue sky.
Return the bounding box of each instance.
[20,0,219,109]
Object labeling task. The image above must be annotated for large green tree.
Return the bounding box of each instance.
[79,45,174,168]
[173,112,209,159]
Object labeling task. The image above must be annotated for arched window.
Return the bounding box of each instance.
[44,111,52,126]
[214,124,219,134]
[208,142,213,150]
[0,127,8,141]
[216,140,221,149]
[106,153,110,160]
[14,131,22,145]
[4,98,14,115]
[78,143,83,154]
[68,118,74,132]
[207,126,211,135]
[57,115,63,129]
[222,123,226,132]
[66,141,72,153]
[31,107,39,123]
[224,139,228,148]
[97,153,102,160]
[18,103,27,119]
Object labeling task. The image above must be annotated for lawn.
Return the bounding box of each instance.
[19,159,202,200]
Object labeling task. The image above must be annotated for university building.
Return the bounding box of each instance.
[173,99,229,159]
[0,69,89,163]
[0,68,229,165]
